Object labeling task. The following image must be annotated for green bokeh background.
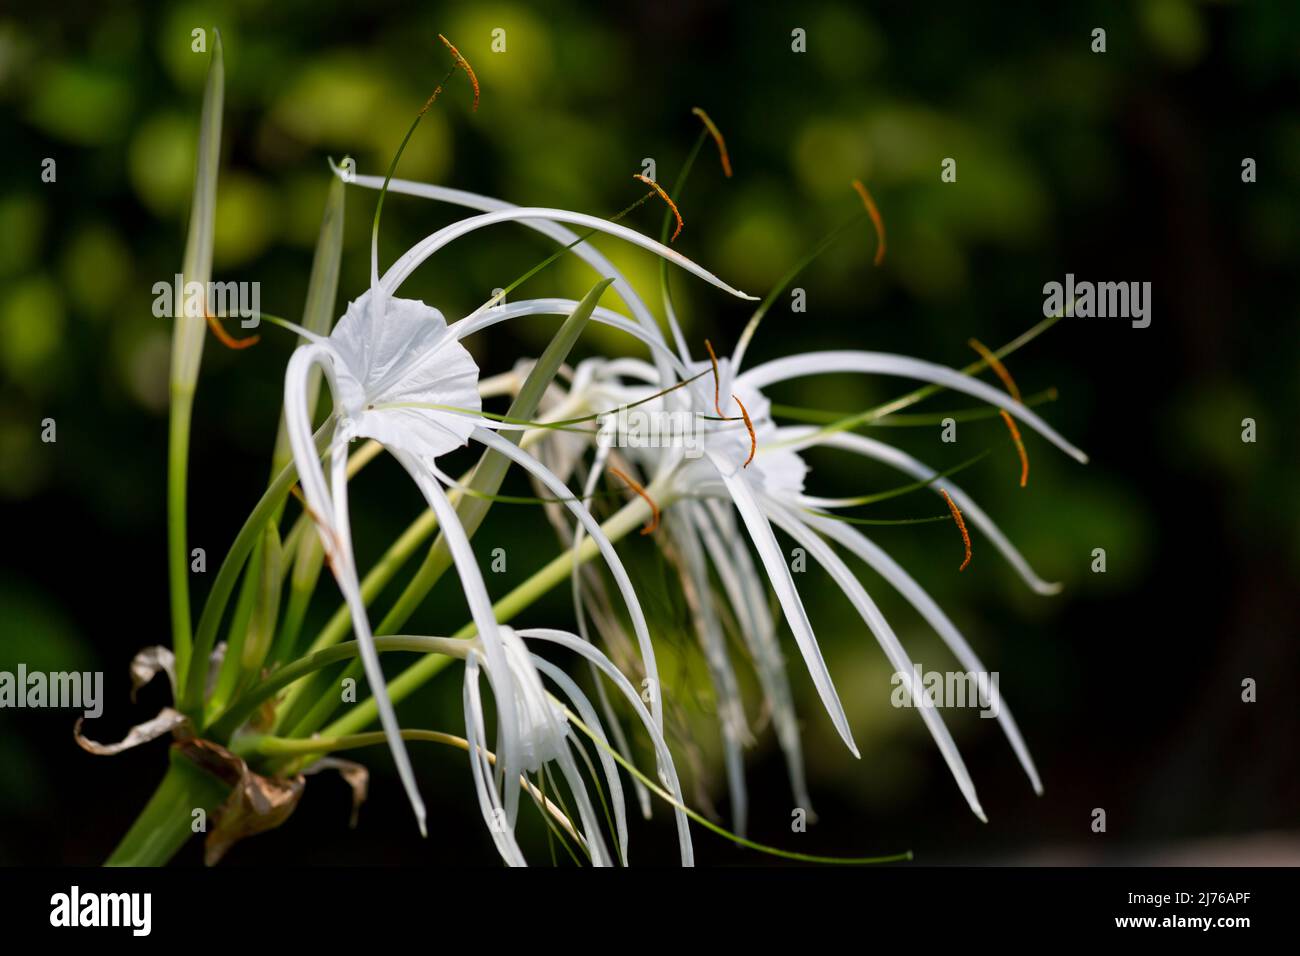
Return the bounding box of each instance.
[1,0,1297,865]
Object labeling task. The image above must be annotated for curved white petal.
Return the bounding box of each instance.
[803,510,1042,794]
[449,298,693,383]
[693,498,814,815]
[529,656,629,864]
[763,499,987,821]
[341,173,693,374]
[569,442,654,820]
[463,653,528,866]
[516,627,694,865]
[379,207,758,304]
[284,344,427,835]
[388,448,525,824]
[715,464,859,758]
[781,426,1062,595]
[738,351,1088,464]
[470,427,663,735]
[668,510,751,837]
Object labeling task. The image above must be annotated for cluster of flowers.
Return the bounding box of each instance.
[268,147,1086,863]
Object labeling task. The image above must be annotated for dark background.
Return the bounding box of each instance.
[1,0,1297,865]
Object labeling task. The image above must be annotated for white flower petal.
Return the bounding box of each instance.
[516,627,694,865]
[803,510,1043,794]
[693,499,814,815]
[284,345,427,835]
[380,207,758,304]
[715,463,859,758]
[463,653,528,866]
[388,448,526,824]
[763,499,987,822]
[470,426,664,735]
[668,509,751,837]
[781,427,1063,596]
[739,351,1088,464]
[341,173,693,370]
[330,290,484,461]
[449,298,693,382]
[528,655,629,864]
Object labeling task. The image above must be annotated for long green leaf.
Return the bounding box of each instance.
[169,28,224,681]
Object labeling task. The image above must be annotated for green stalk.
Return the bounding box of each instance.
[105,747,232,867]
[180,420,331,718]
[168,31,224,676]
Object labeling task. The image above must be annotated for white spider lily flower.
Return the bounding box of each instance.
[463,626,693,866]
[531,336,1087,823]
[285,174,757,834]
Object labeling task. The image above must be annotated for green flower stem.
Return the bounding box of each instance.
[210,635,467,740]
[168,388,196,675]
[232,728,465,760]
[181,419,332,720]
[105,746,233,867]
[308,489,658,746]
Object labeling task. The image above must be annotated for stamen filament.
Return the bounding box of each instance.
[733,393,756,467]
[437,34,479,111]
[998,409,1029,487]
[608,467,660,535]
[968,337,1022,403]
[939,488,972,571]
[850,179,886,266]
[633,173,683,242]
[691,107,732,177]
[204,310,260,349]
[704,338,723,416]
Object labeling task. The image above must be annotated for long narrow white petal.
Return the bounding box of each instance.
[388,449,525,824]
[668,510,751,837]
[739,351,1088,464]
[803,510,1042,794]
[694,499,814,815]
[463,654,528,866]
[569,443,654,820]
[781,426,1062,595]
[449,299,693,382]
[284,345,427,834]
[763,500,987,821]
[341,173,692,378]
[380,207,758,303]
[516,627,694,865]
[716,466,859,758]
[469,427,663,734]
[529,656,628,864]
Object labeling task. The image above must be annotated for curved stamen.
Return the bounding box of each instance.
[608,466,660,535]
[704,338,724,416]
[850,179,886,266]
[733,393,756,467]
[968,337,1022,403]
[691,107,732,178]
[437,33,479,111]
[205,309,259,349]
[633,173,683,242]
[939,488,972,571]
[998,409,1029,488]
